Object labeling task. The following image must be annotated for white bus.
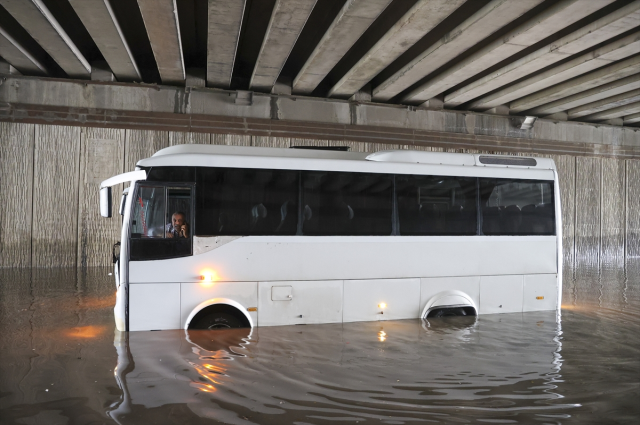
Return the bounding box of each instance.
[100,144,561,332]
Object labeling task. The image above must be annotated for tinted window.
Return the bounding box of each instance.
[301,171,393,236]
[146,166,195,182]
[196,168,299,236]
[396,175,477,235]
[480,179,555,235]
[130,184,193,260]
[131,185,165,238]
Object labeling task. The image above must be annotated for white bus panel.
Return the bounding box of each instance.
[99,145,562,331]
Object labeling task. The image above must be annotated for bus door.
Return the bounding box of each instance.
[129,183,194,261]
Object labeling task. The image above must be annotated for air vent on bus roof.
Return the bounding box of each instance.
[290,146,350,151]
[478,156,537,166]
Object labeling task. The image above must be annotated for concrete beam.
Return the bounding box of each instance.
[0,75,638,157]
[509,55,640,113]
[567,88,640,119]
[186,68,205,88]
[249,0,316,92]
[0,0,90,78]
[530,74,640,115]
[0,58,19,74]
[292,0,391,95]
[0,25,47,75]
[91,60,115,82]
[328,0,463,99]
[271,77,292,95]
[469,31,640,111]
[68,0,141,82]
[624,112,640,124]
[422,96,444,110]
[486,105,510,116]
[348,83,372,102]
[401,0,605,104]
[374,0,543,102]
[581,101,640,121]
[546,112,568,121]
[137,0,185,85]
[206,0,246,89]
[445,1,640,108]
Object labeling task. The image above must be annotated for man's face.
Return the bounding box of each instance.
[172,214,185,227]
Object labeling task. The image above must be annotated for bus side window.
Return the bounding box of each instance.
[166,187,192,238]
[397,175,476,236]
[196,168,299,236]
[130,184,193,261]
[301,171,393,236]
[480,179,555,236]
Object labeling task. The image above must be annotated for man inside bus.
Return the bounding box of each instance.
[166,212,190,238]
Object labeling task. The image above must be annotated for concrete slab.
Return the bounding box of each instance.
[445,1,640,107]
[567,89,640,119]
[401,0,606,103]
[0,0,89,78]
[137,0,185,85]
[292,0,391,95]
[0,25,47,75]
[624,112,640,124]
[374,0,543,102]
[509,55,640,113]
[530,74,640,115]
[581,101,640,121]
[68,0,141,81]
[207,0,246,88]
[469,31,640,110]
[249,0,316,92]
[328,0,463,98]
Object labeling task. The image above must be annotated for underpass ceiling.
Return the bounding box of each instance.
[0,0,638,127]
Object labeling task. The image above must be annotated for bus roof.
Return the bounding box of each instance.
[137,144,557,178]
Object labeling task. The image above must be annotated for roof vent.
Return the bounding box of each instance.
[290,146,350,151]
[479,156,536,166]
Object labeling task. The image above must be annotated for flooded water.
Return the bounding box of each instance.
[0,268,638,424]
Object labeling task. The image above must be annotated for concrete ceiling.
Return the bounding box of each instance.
[0,0,638,127]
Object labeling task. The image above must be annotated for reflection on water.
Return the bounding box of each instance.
[1,267,639,424]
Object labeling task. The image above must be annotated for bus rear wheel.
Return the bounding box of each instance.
[188,305,250,330]
[428,307,468,318]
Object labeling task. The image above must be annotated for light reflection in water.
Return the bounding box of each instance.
[1,267,639,424]
[107,313,582,424]
[378,329,386,342]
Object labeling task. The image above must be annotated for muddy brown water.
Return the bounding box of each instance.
[0,268,638,424]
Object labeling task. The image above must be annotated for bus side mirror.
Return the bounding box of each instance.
[100,187,112,218]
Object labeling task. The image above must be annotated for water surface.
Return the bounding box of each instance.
[0,268,638,424]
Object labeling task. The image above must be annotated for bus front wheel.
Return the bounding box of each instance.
[188,305,251,330]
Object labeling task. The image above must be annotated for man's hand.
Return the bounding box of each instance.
[166,232,174,238]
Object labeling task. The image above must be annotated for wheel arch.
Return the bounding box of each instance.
[184,298,254,330]
[421,290,477,319]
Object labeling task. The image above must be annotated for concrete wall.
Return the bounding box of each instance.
[1,122,638,278]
